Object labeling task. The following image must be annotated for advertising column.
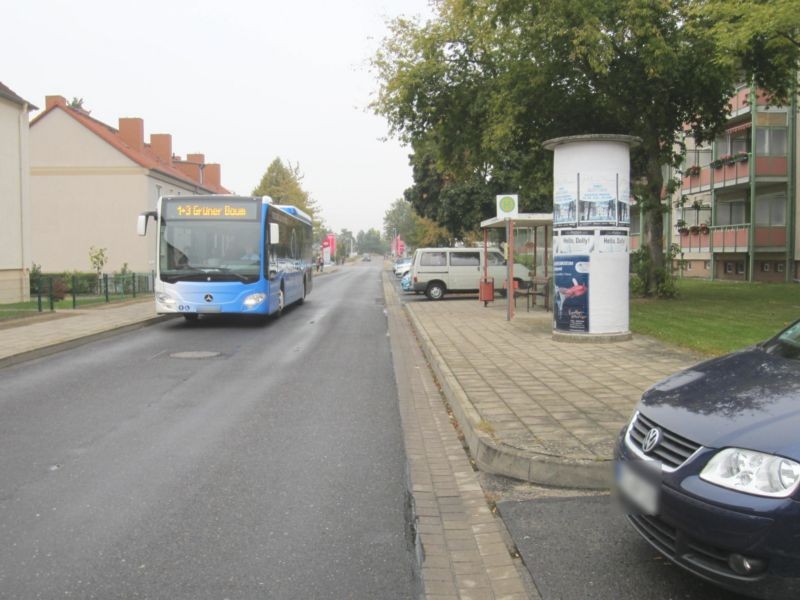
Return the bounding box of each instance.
[544,135,640,339]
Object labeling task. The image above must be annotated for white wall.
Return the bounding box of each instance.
[30,109,208,273]
[0,96,31,301]
[0,97,29,269]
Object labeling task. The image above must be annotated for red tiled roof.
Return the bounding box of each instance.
[30,103,229,194]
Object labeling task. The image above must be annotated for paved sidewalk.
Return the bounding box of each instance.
[400,284,699,489]
[0,299,168,368]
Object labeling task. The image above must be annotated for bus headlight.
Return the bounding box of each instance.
[156,293,177,307]
[243,293,266,308]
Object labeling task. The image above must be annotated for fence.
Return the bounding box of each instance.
[0,272,154,321]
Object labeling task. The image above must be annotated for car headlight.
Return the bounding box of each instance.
[700,448,800,498]
[156,293,177,306]
[243,293,266,308]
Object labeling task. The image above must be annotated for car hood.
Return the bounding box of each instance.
[639,348,800,458]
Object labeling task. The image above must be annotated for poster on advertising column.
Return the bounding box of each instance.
[553,255,590,333]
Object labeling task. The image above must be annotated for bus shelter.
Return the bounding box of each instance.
[479,213,553,321]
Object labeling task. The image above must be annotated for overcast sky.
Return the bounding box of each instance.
[3,0,433,235]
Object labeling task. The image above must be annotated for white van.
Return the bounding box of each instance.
[410,247,530,300]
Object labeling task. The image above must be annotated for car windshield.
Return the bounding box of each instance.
[764,321,800,360]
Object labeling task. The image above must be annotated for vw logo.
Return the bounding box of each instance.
[642,427,662,453]
[204,294,213,303]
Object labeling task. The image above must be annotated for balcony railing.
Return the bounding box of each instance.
[709,225,749,253]
[677,224,787,254]
[682,154,788,193]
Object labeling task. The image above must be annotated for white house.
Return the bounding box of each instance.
[0,82,36,303]
[29,95,228,273]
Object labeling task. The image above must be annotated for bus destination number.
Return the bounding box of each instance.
[175,204,251,218]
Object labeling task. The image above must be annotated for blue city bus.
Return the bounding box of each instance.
[137,195,313,321]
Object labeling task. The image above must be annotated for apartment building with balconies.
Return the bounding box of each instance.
[669,84,797,282]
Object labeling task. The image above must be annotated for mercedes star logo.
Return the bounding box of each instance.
[642,427,662,453]
[204,294,213,303]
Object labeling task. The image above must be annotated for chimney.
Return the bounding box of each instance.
[45,95,67,110]
[203,163,221,189]
[174,161,202,183]
[118,118,144,152]
[150,134,172,165]
[187,153,205,165]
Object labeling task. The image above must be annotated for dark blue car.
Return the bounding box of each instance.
[615,319,800,600]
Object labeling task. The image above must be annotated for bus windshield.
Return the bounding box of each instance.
[159,199,262,283]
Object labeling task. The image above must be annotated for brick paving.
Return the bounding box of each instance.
[385,275,533,600]
[403,291,699,488]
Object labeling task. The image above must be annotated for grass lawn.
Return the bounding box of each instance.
[0,294,148,322]
[631,279,800,356]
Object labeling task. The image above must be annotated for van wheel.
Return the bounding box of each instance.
[426,282,445,300]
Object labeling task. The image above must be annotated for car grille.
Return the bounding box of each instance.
[628,514,761,581]
[628,412,701,469]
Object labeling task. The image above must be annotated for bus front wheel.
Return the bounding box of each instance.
[277,288,285,316]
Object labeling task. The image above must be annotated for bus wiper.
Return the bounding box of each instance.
[209,267,252,282]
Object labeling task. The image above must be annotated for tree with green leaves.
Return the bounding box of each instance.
[697,0,799,102]
[336,228,355,261]
[356,229,388,254]
[252,158,324,238]
[383,198,418,243]
[88,246,107,277]
[374,0,798,295]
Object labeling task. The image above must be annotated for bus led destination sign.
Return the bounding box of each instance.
[165,200,258,220]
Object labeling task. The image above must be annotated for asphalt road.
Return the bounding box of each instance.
[497,492,752,600]
[0,262,417,599]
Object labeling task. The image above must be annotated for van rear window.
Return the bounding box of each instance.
[450,252,480,266]
[421,252,446,266]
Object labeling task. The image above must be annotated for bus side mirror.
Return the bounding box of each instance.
[137,211,156,236]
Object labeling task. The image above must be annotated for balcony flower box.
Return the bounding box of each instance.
[685,165,701,177]
[733,152,749,163]
[689,225,701,234]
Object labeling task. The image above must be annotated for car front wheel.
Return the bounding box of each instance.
[426,282,445,300]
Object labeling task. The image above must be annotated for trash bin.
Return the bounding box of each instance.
[479,277,494,306]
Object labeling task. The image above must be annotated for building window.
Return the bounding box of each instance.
[726,262,734,274]
[716,131,750,156]
[762,262,771,272]
[756,128,788,156]
[777,262,785,273]
[704,261,710,270]
[686,261,692,271]
[716,200,748,226]
[737,262,745,274]
[756,194,786,227]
